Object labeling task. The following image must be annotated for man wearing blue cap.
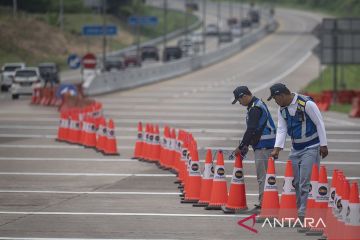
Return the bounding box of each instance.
[232,86,276,211]
[267,83,328,218]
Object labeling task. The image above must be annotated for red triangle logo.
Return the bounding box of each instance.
[237,214,258,233]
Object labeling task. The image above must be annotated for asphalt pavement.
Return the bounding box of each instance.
[0,2,359,240]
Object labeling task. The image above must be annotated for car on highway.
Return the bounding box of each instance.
[10,67,42,99]
[141,46,160,61]
[248,10,260,24]
[241,18,252,28]
[230,24,242,37]
[218,31,233,43]
[227,17,238,27]
[104,58,124,71]
[190,32,205,45]
[0,62,26,91]
[163,46,182,62]
[38,62,60,84]
[123,54,142,68]
[206,24,219,35]
[185,2,199,11]
[177,38,194,56]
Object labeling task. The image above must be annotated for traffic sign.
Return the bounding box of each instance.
[67,54,81,69]
[82,53,97,69]
[82,25,118,36]
[56,84,78,98]
[128,16,158,26]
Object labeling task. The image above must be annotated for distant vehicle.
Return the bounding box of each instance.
[227,17,238,27]
[1,62,26,91]
[185,2,199,11]
[206,24,219,35]
[123,54,142,68]
[141,46,159,61]
[190,32,205,45]
[248,10,260,23]
[241,18,252,28]
[218,31,233,43]
[10,67,42,99]
[163,47,182,62]
[38,62,60,85]
[104,58,123,71]
[177,38,194,56]
[230,24,242,37]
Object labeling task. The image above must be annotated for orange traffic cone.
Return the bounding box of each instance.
[56,111,69,142]
[322,169,339,239]
[31,88,41,105]
[223,154,248,214]
[103,119,119,155]
[343,182,360,240]
[152,125,161,162]
[83,117,97,148]
[68,110,81,144]
[258,157,279,220]
[205,150,228,210]
[181,140,201,204]
[139,123,149,161]
[278,160,297,220]
[307,165,329,236]
[193,149,214,207]
[95,117,107,153]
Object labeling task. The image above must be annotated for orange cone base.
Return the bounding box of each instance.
[102,152,120,156]
[205,204,224,210]
[193,201,209,207]
[222,205,248,214]
[181,199,198,204]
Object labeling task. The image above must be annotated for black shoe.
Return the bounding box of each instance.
[254,204,261,209]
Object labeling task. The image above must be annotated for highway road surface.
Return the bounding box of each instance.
[0,1,359,240]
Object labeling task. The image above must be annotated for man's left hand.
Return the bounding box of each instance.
[320,146,328,158]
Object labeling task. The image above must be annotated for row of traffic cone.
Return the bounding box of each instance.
[132,122,248,213]
[31,87,62,107]
[56,102,119,156]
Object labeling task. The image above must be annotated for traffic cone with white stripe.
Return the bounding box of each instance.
[152,125,161,162]
[68,110,81,144]
[222,154,248,214]
[133,122,143,159]
[181,140,201,204]
[103,119,119,155]
[306,165,329,236]
[257,157,279,222]
[205,150,228,210]
[56,111,69,142]
[95,116,107,152]
[193,149,214,207]
[344,182,360,240]
[278,160,297,221]
[83,117,97,148]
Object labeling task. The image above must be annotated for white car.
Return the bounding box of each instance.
[1,63,26,91]
[230,25,243,37]
[10,67,42,99]
[190,32,205,44]
[206,24,219,35]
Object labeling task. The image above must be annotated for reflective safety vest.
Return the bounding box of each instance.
[247,98,276,149]
[280,94,320,150]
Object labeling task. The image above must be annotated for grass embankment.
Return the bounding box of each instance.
[0,5,198,69]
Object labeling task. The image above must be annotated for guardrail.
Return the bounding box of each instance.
[84,16,278,96]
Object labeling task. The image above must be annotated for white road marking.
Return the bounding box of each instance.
[0,211,249,218]
[0,125,359,135]
[0,133,359,143]
[0,172,358,179]
[0,144,359,153]
[0,157,359,165]
[0,190,259,196]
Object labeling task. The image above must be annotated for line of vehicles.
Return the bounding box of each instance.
[0,62,59,99]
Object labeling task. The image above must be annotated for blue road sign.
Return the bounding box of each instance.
[128,16,158,26]
[56,84,78,99]
[67,54,81,70]
[82,25,118,36]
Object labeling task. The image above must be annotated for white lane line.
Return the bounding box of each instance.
[0,144,359,153]
[1,125,359,135]
[0,172,358,179]
[0,190,259,196]
[0,157,359,165]
[0,134,359,144]
[0,238,174,240]
[0,211,248,218]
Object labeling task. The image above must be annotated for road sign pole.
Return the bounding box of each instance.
[102,0,107,71]
[332,21,338,104]
[202,0,206,54]
[163,0,168,49]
